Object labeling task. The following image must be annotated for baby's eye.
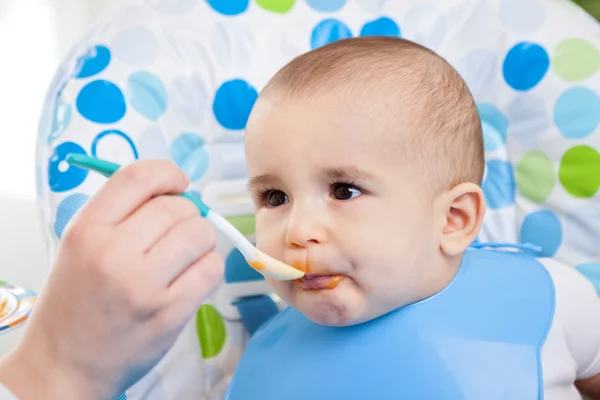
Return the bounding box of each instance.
[331,183,362,201]
[264,190,289,208]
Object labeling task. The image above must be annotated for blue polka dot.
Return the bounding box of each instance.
[91,130,139,160]
[47,101,72,144]
[519,210,562,257]
[48,142,89,193]
[482,122,504,152]
[213,79,258,130]
[306,0,346,12]
[76,80,126,124]
[126,71,167,121]
[575,263,600,296]
[502,42,549,91]
[360,17,401,37]
[54,193,90,239]
[553,87,600,140]
[75,45,111,79]
[206,0,249,15]
[170,133,210,181]
[311,18,352,49]
[482,160,516,209]
[478,104,508,151]
[225,247,264,283]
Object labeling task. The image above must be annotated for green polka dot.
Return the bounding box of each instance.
[225,214,256,236]
[196,304,226,359]
[0,281,6,287]
[256,0,295,13]
[516,151,555,203]
[552,38,600,82]
[558,145,600,198]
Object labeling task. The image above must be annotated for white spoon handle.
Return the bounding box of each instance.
[206,212,257,260]
[206,211,304,281]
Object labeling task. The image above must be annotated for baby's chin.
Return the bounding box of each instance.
[301,303,355,326]
[288,283,367,326]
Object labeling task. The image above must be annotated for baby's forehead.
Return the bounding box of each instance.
[258,59,439,135]
[246,97,416,177]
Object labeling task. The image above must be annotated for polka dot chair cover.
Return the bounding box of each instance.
[35,0,600,398]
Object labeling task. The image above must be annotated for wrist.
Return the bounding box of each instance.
[0,342,100,400]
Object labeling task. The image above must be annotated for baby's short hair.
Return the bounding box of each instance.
[260,37,484,193]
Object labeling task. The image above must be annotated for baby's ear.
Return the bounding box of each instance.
[437,183,486,256]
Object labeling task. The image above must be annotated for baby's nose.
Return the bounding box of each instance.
[284,207,328,248]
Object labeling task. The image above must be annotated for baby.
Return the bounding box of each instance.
[229,37,600,400]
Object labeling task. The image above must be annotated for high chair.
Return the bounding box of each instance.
[35,0,600,398]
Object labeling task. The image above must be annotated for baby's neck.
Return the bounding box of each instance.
[420,251,464,301]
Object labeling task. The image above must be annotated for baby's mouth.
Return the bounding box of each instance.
[296,274,345,290]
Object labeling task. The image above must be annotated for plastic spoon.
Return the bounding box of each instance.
[65,153,305,281]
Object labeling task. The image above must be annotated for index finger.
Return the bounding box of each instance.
[78,159,190,225]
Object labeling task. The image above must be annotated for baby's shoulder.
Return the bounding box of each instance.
[536,257,600,377]
[535,257,597,301]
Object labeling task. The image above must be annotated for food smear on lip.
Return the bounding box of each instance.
[296,274,345,290]
[290,260,311,273]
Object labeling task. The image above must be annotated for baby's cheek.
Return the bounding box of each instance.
[254,215,282,253]
[352,255,414,309]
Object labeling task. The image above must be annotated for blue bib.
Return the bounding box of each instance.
[226,249,556,400]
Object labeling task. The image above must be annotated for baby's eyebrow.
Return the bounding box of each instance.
[324,166,374,181]
[248,174,278,191]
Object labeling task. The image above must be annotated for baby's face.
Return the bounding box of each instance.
[245,94,446,326]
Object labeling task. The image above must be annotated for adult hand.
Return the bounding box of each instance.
[0,159,224,399]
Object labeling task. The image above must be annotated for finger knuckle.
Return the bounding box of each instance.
[172,196,198,219]
[175,218,217,253]
[193,219,217,250]
[179,195,199,216]
[181,223,205,251]
[61,221,87,247]
[121,160,188,194]
[153,196,181,221]
[60,222,103,264]
[153,159,188,186]
[89,247,117,276]
[163,159,186,177]
[201,252,225,283]
[119,163,151,187]
[152,311,177,334]
[124,287,161,317]
[151,197,198,231]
